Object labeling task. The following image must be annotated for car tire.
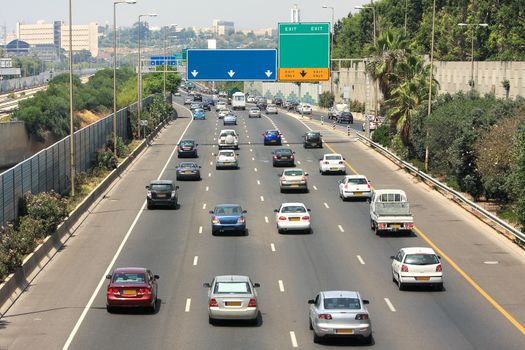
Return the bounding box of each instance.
[147,204,153,210]
[106,305,115,313]
[370,220,375,231]
[362,334,372,345]
[435,283,444,291]
[313,332,322,344]
[398,280,405,291]
[309,318,313,330]
[209,316,215,325]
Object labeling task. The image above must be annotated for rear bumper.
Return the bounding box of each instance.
[277,221,311,231]
[280,183,307,190]
[212,223,246,233]
[147,198,176,206]
[273,159,295,166]
[107,295,154,308]
[342,190,372,199]
[314,322,372,338]
[304,142,322,148]
[209,307,257,320]
[399,274,443,285]
[178,151,197,157]
[177,171,200,179]
[264,139,281,144]
[216,161,238,168]
[321,165,346,173]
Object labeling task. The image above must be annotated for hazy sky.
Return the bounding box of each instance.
[2,0,370,35]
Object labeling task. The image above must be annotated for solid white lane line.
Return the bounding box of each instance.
[264,216,269,223]
[205,186,209,192]
[63,105,195,350]
[185,298,192,312]
[202,203,207,210]
[271,243,276,252]
[323,202,329,209]
[257,180,261,185]
[357,255,365,265]
[338,225,345,232]
[193,256,199,266]
[254,167,258,172]
[384,298,396,312]
[260,196,265,202]
[290,331,298,348]
[278,280,285,292]
[313,185,318,190]
[198,226,203,234]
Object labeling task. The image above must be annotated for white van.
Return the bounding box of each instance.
[232,92,246,110]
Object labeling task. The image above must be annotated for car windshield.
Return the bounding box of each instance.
[221,131,236,137]
[150,184,172,191]
[281,206,306,213]
[404,254,439,265]
[276,149,292,155]
[214,282,251,294]
[283,170,303,176]
[324,297,361,310]
[195,109,204,113]
[266,131,279,136]
[250,108,260,111]
[112,273,146,284]
[268,104,276,108]
[307,132,320,139]
[325,155,342,160]
[214,206,242,215]
[347,178,368,185]
[219,151,235,157]
[180,140,194,147]
[179,163,197,168]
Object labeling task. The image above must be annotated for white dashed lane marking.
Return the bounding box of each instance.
[260,196,265,202]
[205,186,209,192]
[257,180,261,185]
[357,255,365,265]
[185,298,191,312]
[198,226,203,234]
[202,203,207,210]
[338,225,345,232]
[193,256,199,266]
[270,243,276,252]
[290,331,298,348]
[323,202,329,209]
[254,168,258,172]
[264,216,269,223]
[313,185,318,191]
[278,280,285,292]
[384,298,396,312]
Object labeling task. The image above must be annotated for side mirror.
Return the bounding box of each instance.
[343,158,346,160]
[307,208,312,212]
[209,210,214,214]
[338,180,342,184]
[253,283,260,288]
[293,152,296,154]
[154,275,160,280]
[175,186,180,190]
[236,154,240,156]
[196,144,199,146]
[319,158,323,161]
[362,299,370,305]
[438,255,442,260]
[145,185,150,189]
[368,180,372,183]
[106,274,112,279]
[199,166,202,168]
[307,299,315,304]
[242,210,248,214]
[273,209,279,213]
[305,172,309,176]
[203,282,211,288]
[390,256,395,259]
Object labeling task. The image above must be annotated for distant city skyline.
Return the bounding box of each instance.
[2,0,369,39]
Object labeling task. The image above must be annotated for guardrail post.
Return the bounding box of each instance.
[321,115,324,125]
[347,125,351,136]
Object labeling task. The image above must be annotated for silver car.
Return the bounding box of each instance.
[266,104,278,114]
[204,275,260,324]
[223,114,237,125]
[248,107,261,118]
[215,150,239,169]
[279,168,308,192]
[308,291,372,344]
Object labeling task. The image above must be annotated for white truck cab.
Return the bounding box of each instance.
[232,92,246,110]
[370,189,414,235]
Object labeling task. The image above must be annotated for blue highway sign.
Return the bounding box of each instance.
[186,49,277,81]
[150,56,178,66]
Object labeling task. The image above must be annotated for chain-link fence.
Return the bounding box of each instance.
[0,95,159,227]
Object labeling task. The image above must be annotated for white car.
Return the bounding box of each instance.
[216,101,227,111]
[215,150,239,169]
[218,109,231,119]
[266,104,278,114]
[297,103,312,114]
[391,247,443,291]
[246,96,256,103]
[279,168,308,192]
[274,202,311,233]
[338,175,372,201]
[319,154,346,175]
[218,129,239,149]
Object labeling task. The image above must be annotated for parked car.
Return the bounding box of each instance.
[176,162,201,181]
[146,180,179,209]
[279,168,308,192]
[204,275,260,324]
[303,131,323,148]
[272,148,295,167]
[319,154,346,175]
[266,104,278,114]
[209,204,247,235]
[223,114,237,126]
[338,175,372,201]
[263,130,282,145]
[248,107,261,118]
[177,139,198,158]
[106,267,159,313]
[308,290,372,344]
[391,247,443,291]
[274,202,311,233]
[337,112,354,124]
[218,129,239,149]
[215,150,239,169]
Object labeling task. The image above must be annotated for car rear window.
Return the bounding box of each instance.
[150,184,172,191]
[281,206,306,213]
[220,151,235,157]
[214,206,242,215]
[214,282,251,294]
[220,131,236,137]
[283,170,303,176]
[276,149,292,155]
[378,193,405,202]
[180,140,194,147]
[179,163,196,168]
[324,298,361,310]
[112,273,146,284]
[348,178,367,185]
[404,254,439,265]
[307,132,320,138]
[326,155,342,160]
[267,131,279,136]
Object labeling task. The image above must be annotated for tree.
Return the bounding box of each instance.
[507,123,525,229]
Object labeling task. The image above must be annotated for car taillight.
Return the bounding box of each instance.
[107,287,120,295]
[147,191,152,199]
[273,155,278,159]
[355,314,369,320]
[319,314,332,320]
[407,223,414,229]
[171,191,176,198]
[401,264,409,272]
[212,217,220,224]
[290,155,294,159]
[209,298,218,307]
[248,298,257,307]
[436,264,442,272]
[301,216,310,221]
[137,288,151,296]
[278,216,287,221]
[237,217,245,223]
[378,223,387,229]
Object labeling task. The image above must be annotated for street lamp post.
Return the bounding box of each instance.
[68,0,75,196]
[424,0,436,172]
[458,22,488,89]
[113,0,136,156]
[137,13,158,139]
[164,24,177,97]
[322,5,335,96]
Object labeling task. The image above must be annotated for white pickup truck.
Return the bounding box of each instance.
[370,189,414,235]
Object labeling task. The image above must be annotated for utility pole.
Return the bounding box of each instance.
[68,0,75,196]
[425,0,436,172]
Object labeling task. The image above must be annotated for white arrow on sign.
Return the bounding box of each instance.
[227,70,235,78]
[265,70,273,77]
[191,70,199,77]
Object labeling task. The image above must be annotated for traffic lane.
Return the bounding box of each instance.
[269,111,525,344]
[67,105,218,349]
[0,109,194,350]
[280,106,363,133]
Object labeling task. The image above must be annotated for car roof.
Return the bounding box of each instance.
[113,267,148,273]
[283,168,303,172]
[321,290,360,299]
[281,202,306,207]
[220,129,236,133]
[324,153,342,157]
[401,247,437,255]
[374,189,407,196]
[214,275,250,282]
[150,180,173,185]
[344,174,367,179]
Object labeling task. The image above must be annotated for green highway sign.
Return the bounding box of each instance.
[278,22,330,82]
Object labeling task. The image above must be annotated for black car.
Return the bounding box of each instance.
[303,131,323,148]
[177,139,198,158]
[146,180,179,209]
[273,97,283,106]
[272,148,295,167]
[201,100,213,111]
[193,93,203,101]
[337,112,354,124]
[286,101,299,111]
[176,162,201,180]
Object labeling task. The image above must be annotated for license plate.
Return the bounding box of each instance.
[281,157,288,159]
[415,277,430,281]
[123,289,135,295]
[354,192,362,196]
[225,301,242,306]
[336,329,354,334]
[391,224,401,229]
[330,168,339,171]
[290,217,300,221]
[183,171,193,174]
[157,194,166,198]
[290,185,299,188]
[224,162,231,165]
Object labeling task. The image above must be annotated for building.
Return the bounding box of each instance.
[212,20,235,35]
[16,20,99,57]
[291,4,301,23]
[239,28,276,37]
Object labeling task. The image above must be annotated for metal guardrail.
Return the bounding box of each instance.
[354,132,525,243]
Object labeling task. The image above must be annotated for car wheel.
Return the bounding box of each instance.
[392,271,397,284]
[435,283,444,291]
[370,220,375,231]
[148,302,156,313]
[362,334,372,345]
[309,318,313,330]
[147,204,153,210]
[398,280,405,291]
[313,332,322,344]
[106,305,115,313]
[209,316,215,325]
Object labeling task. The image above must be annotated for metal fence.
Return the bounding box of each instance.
[0,95,157,227]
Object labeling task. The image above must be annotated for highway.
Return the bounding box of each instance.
[1,94,525,349]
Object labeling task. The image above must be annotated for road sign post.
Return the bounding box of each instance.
[278,23,330,82]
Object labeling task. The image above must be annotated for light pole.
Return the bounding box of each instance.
[458,22,488,89]
[68,0,75,196]
[137,13,157,139]
[113,0,136,156]
[322,5,335,96]
[164,24,177,97]
[424,0,436,172]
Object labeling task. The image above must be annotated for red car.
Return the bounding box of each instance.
[106,267,159,313]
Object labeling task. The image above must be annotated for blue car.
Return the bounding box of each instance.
[263,130,282,145]
[193,109,206,120]
[177,139,198,158]
[209,204,247,235]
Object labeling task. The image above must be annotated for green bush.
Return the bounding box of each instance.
[95,149,118,170]
[0,224,35,281]
[318,91,335,108]
[371,125,391,147]
[350,100,365,113]
[7,93,15,99]
[22,191,69,236]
